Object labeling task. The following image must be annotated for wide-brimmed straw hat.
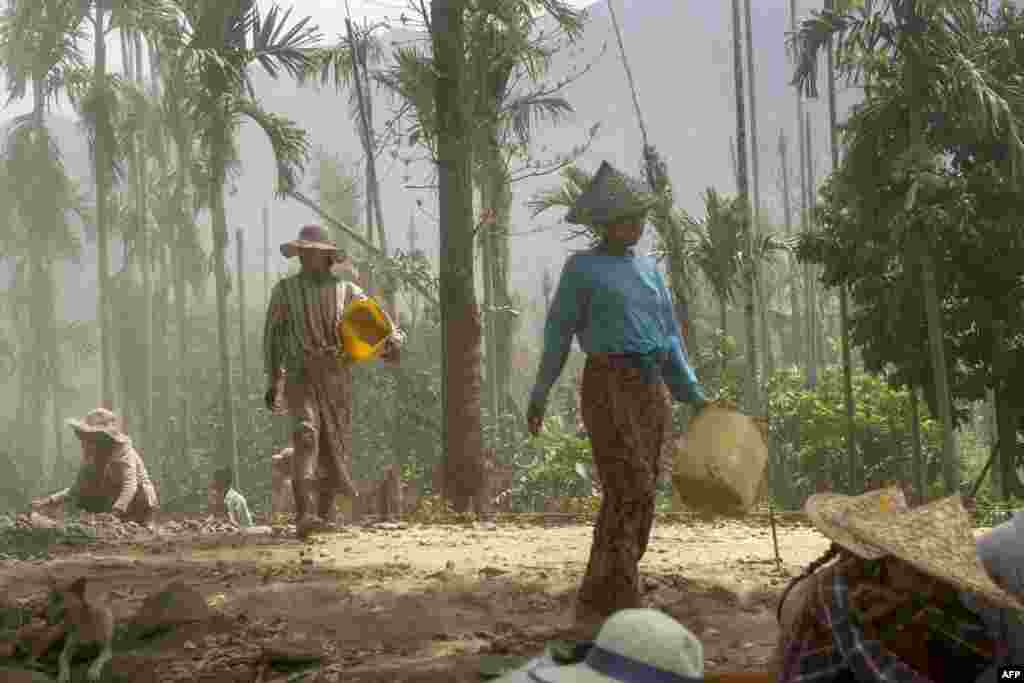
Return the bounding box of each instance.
[806,489,1022,610]
[566,161,657,227]
[280,224,341,259]
[66,408,129,444]
[528,609,703,683]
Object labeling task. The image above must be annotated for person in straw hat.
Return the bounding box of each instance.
[263,224,404,538]
[492,608,704,683]
[526,160,708,635]
[32,408,158,530]
[771,488,1023,683]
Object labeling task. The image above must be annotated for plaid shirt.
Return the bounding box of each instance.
[780,568,934,683]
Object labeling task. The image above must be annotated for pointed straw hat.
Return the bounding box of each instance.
[566,161,657,227]
[809,490,1022,610]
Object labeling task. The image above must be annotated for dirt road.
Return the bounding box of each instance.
[0,516,833,681]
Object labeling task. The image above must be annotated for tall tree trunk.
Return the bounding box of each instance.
[790,0,813,389]
[908,383,924,504]
[175,236,191,481]
[263,205,270,314]
[730,0,759,414]
[136,110,153,454]
[94,5,114,408]
[479,188,500,432]
[211,166,239,478]
[236,228,250,456]
[718,299,729,382]
[50,267,63,484]
[803,112,820,388]
[173,130,192,481]
[825,0,857,493]
[347,18,391,310]
[778,130,803,368]
[432,0,485,512]
[917,238,956,493]
[990,318,1022,501]
[489,162,515,434]
[743,0,773,385]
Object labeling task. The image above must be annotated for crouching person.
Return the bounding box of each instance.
[32,409,158,531]
[772,488,1021,683]
[212,467,253,529]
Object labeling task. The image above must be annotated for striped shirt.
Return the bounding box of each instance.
[263,271,367,380]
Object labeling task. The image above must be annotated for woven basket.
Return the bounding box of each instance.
[670,405,768,515]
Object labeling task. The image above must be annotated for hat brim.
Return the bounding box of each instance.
[528,662,620,683]
[66,419,129,444]
[280,241,341,258]
[804,489,903,560]
[834,495,1023,610]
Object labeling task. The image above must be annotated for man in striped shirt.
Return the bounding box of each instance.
[263,224,402,538]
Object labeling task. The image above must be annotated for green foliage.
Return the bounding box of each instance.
[513,415,593,509]
[767,365,945,505]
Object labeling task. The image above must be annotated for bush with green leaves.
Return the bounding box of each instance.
[767,365,949,507]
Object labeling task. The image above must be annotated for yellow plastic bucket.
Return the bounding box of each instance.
[670,403,768,516]
[338,297,393,362]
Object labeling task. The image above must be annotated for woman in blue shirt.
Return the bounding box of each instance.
[526,160,707,635]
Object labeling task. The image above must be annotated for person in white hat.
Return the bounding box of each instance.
[263,224,404,538]
[32,408,158,530]
[492,608,704,683]
[526,161,707,634]
[772,488,1022,683]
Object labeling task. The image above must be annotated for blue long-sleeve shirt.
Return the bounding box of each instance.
[529,246,704,415]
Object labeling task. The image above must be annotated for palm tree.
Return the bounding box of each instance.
[429,0,484,511]
[160,1,318,472]
[689,190,743,380]
[790,0,1024,495]
[0,0,90,483]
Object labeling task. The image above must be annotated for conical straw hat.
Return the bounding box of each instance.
[565,161,657,227]
[804,488,906,560]
[818,492,1022,610]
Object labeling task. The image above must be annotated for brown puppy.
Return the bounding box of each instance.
[54,577,114,683]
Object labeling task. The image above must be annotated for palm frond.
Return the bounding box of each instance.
[504,95,573,147]
[251,3,321,82]
[232,97,309,197]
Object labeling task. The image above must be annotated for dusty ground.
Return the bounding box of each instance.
[0,515,845,681]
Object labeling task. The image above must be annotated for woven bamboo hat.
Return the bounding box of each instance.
[566,161,657,227]
[808,489,1022,610]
